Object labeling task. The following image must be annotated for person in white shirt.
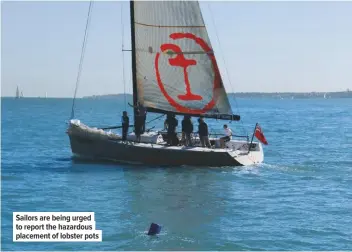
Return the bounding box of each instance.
[220,124,232,148]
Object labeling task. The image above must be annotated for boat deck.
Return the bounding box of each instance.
[111,138,255,154]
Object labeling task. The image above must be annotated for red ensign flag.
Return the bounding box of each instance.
[255,124,268,145]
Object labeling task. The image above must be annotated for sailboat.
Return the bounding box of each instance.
[67,1,267,166]
[15,86,20,99]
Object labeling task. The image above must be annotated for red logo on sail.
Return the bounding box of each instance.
[155,33,222,114]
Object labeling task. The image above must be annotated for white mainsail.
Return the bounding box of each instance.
[132,1,235,119]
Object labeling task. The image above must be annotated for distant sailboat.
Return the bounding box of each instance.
[67,1,267,166]
[15,86,20,99]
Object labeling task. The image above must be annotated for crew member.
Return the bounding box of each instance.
[134,110,143,143]
[181,115,193,146]
[121,111,129,141]
[164,114,178,146]
[220,124,233,148]
[198,116,211,148]
[129,101,147,133]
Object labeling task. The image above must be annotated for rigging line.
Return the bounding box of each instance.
[121,1,126,111]
[96,114,164,130]
[206,2,247,136]
[70,1,94,120]
[146,114,165,125]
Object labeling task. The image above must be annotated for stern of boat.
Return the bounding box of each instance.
[226,140,264,166]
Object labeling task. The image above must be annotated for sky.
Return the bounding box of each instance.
[1,1,352,98]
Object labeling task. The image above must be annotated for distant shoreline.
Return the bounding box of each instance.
[82,91,352,99]
[2,90,351,99]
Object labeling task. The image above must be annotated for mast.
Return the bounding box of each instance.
[129,0,138,122]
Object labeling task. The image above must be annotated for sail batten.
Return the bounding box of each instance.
[135,21,205,28]
[132,1,235,119]
[147,107,240,121]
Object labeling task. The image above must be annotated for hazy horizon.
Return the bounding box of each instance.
[3,89,352,99]
[2,1,352,98]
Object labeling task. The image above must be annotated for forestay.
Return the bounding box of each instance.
[132,1,239,120]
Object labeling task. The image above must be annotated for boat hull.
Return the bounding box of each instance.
[67,120,264,167]
[69,135,243,166]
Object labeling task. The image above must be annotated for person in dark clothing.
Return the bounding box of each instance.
[164,114,178,146]
[134,110,143,143]
[129,101,147,133]
[181,115,193,146]
[198,116,211,148]
[121,111,129,141]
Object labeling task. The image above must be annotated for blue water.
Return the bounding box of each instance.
[1,97,352,250]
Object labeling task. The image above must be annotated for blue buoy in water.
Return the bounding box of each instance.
[147,223,161,235]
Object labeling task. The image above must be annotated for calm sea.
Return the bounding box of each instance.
[1,97,352,250]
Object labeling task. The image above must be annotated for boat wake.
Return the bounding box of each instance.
[259,162,316,173]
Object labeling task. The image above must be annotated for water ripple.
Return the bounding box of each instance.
[1,98,352,250]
